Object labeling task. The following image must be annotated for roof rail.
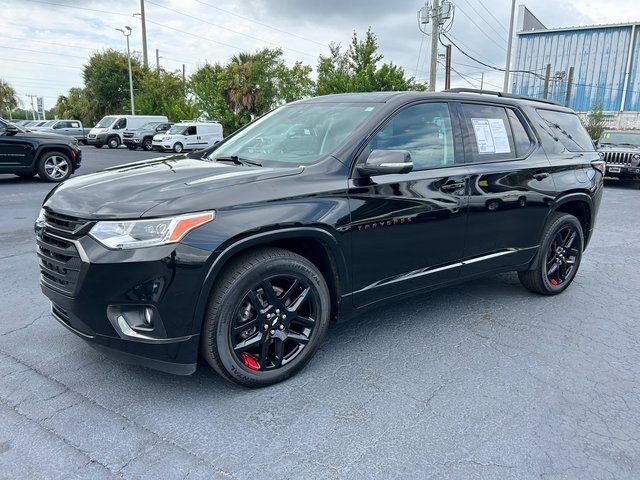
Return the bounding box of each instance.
[444,88,560,106]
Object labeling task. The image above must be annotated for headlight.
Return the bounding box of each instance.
[89,211,215,249]
[35,207,46,229]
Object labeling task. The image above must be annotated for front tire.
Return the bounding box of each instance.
[107,136,120,149]
[202,247,331,387]
[37,152,72,182]
[173,142,183,153]
[142,138,153,151]
[518,212,584,295]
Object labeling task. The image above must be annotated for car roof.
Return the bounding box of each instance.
[295,90,575,112]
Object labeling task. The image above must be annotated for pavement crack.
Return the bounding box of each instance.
[0,311,48,337]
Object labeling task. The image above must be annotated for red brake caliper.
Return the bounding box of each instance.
[241,352,260,371]
[549,278,558,286]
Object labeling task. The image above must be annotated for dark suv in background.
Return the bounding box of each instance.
[1,118,81,182]
[597,129,640,181]
[36,90,603,387]
[123,121,173,151]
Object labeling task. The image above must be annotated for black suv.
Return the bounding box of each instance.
[35,90,603,387]
[1,118,81,182]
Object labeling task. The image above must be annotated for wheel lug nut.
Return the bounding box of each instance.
[267,313,272,318]
[269,329,275,335]
[275,309,280,314]
[279,324,284,330]
[263,324,269,330]
[282,314,287,319]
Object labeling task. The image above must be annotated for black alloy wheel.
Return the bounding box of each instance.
[231,275,318,372]
[202,247,330,387]
[518,212,583,295]
[544,225,580,287]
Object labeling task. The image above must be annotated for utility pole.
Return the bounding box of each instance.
[564,66,574,107]
[27,94,37,120]
[444,43,452,90]
[182,64,186,92]
[140,0,149,68]
[480,72,484,90]
[503,0,516,93]
[543,63,552,99]
[429,0,440,92]
[155,49,160,73]
[117,26,135,115]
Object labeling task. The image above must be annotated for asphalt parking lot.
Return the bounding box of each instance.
[1,148,639,479]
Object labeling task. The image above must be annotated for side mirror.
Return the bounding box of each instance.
[357,149,413,177]
[5,125,19,136]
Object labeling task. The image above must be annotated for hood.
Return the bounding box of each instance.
[17,130,74,143]
[599,144,640,152]
[44,155,303,219]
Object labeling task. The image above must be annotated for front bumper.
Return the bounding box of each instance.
[123,137,141,147]
[37,225,213,375]
[605,164,640,179]
[86,133,108,145]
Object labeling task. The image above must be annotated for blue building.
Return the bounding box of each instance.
[512,6,640,113]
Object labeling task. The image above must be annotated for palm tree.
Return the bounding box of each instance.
[0,79,20,119]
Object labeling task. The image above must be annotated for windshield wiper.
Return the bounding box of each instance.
[214,155,262,167]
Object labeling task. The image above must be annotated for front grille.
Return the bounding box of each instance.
[603,151,634,166]
[37,231,82,296]
[52,303,70,323]
[123,132,134,139]
[44,210,90,237]
[88,134,96,139]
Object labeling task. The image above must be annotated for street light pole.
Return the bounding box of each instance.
[117,26,135,115]
[140,0,148,68]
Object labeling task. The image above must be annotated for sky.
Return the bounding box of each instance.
[1,0,640,116]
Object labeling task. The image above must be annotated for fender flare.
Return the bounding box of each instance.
[191,226,349,333]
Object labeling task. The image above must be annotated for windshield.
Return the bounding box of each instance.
[208,102,378,166]
[141,122,159,131]
[167,125,188,135]
[96,116,116,128]
[600,131,640,146]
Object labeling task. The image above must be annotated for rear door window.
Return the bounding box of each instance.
[460,103,516,162]
[507,109,533,157]
[536,109,594,152]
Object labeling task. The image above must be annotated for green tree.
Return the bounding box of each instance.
[316,28,426,95]
[83,49,144,121]
[191,48,314,134]
[135,69,198,121]
[52,87,93,125]
[0,79,21,117]
[585,100,607,141]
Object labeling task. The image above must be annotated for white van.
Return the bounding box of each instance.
[87,115,169,149]
[152,122,223,153]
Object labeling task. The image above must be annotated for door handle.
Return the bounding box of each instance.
[533,172,550,181]
[440,182,465,192]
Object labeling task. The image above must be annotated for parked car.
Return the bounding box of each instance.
[123,121,173,151]
[597,130,640,180]
[35,90,603,387]
[87,115,169,149]
[31,119,90,143]
[152,121,223,153]
[1,118,81,182]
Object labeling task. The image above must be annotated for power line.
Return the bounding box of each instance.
[458,0,508,41]
[453,4,507,52]
[471,0,509,34]
[0,45,86,60]
[0,57,82,69]
[145,0,317,59]
[193,0,328,48]
[22,0,130,18]
[442,33,546,80]
[3,35,96,51]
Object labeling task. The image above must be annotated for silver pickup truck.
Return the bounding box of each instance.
[32,119,91,144]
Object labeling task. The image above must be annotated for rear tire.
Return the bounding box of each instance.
[201,247,330,388]
[518,212,583,295]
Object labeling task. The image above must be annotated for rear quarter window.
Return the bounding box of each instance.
[536,109,594,152]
